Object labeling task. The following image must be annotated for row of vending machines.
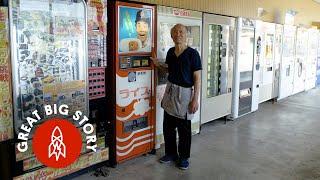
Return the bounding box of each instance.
[1,0,320,179]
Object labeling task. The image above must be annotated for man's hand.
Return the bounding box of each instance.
[150,56,160,67]
[188,98,199,114]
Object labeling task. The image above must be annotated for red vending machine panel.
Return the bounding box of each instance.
[108,1,156,163]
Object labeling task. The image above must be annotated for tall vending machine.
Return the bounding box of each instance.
[255,21,276,103]
[8,0,108,179]
[292,27,309,95]
[107,1,156,164]
[0,6,14,180]
[201,14,235,124]
[156,6,202,147]
[272,24,284,99]
[230,18,260,119]
[278,25,296,100]
[305,28,318,90]
[0,6,13,143]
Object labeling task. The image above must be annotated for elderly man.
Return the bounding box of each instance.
[151,24,202,170]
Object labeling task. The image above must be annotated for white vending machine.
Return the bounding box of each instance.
[230,18,260,119]
[156,6,202,148]
[305,28,318,90]
[292,27,309,95]
[256,21,276,103]
[201,14,235,124]
[317,31,320,86]
[278,25,296,100]
[272,24,284,99]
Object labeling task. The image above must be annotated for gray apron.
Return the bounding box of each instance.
[161,81,194,120]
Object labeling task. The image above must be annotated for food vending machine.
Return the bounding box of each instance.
[305,28,318,90]
[255,21,276,103]
[292,27,308,95]
[230,17,260,119]
[201,13,235,124]
[156,6,202,147]
[278,25,296,100]
[0,6,13,143]
[0,6,14,180]
[108,1,156,163]
[8,0,108,178]
[272,24,284,99]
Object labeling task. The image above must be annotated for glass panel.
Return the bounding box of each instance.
[10,0,87,134]
[206,24,221,98]
[239,29,254,82]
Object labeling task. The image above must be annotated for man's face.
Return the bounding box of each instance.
[136,21,149,43]
[171,25,187,45]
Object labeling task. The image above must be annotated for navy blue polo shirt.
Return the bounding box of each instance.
[165,47,202,87]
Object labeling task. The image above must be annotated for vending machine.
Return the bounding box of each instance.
[86,0,109,158]
[230,17,260,119]
[156,6,202,147]
[0,6,13,143]
[272,24,284,99]
[255,21,276,103]
[305,28,318,90]
[201,13,235,124]
[292,27,309,95]
[278,25,296,100]
[107,1,156,164]
[317,31,320,86]
[8,0,108,178]
[0,7,14,179]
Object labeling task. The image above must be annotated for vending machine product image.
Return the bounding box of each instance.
[292,27,308,95]
[108,1,156,163]
[271,24,283,99]
[305,28,318,90]
[255,21,276,103]
[278,25,296,100]
[156,6,202,147]
[230,17,260,119]
[201,13,235,124]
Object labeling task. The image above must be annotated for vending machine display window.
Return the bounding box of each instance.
[207,24,222,98]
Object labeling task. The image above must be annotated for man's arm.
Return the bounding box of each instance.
[150,57,168,73]
[189,70,201,114]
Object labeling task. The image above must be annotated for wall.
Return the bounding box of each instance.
[132,0,320,26]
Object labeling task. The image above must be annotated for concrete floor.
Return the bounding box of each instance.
[76,87,320,180]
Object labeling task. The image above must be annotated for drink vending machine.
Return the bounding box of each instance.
[292,27,308,95]
[305,28,318,91]
[255,21,276,103]
[230,17,260,119]
[278,25,296,100]
[317,31,320,86]
[107,1,156,164]
[272,24,284,99]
